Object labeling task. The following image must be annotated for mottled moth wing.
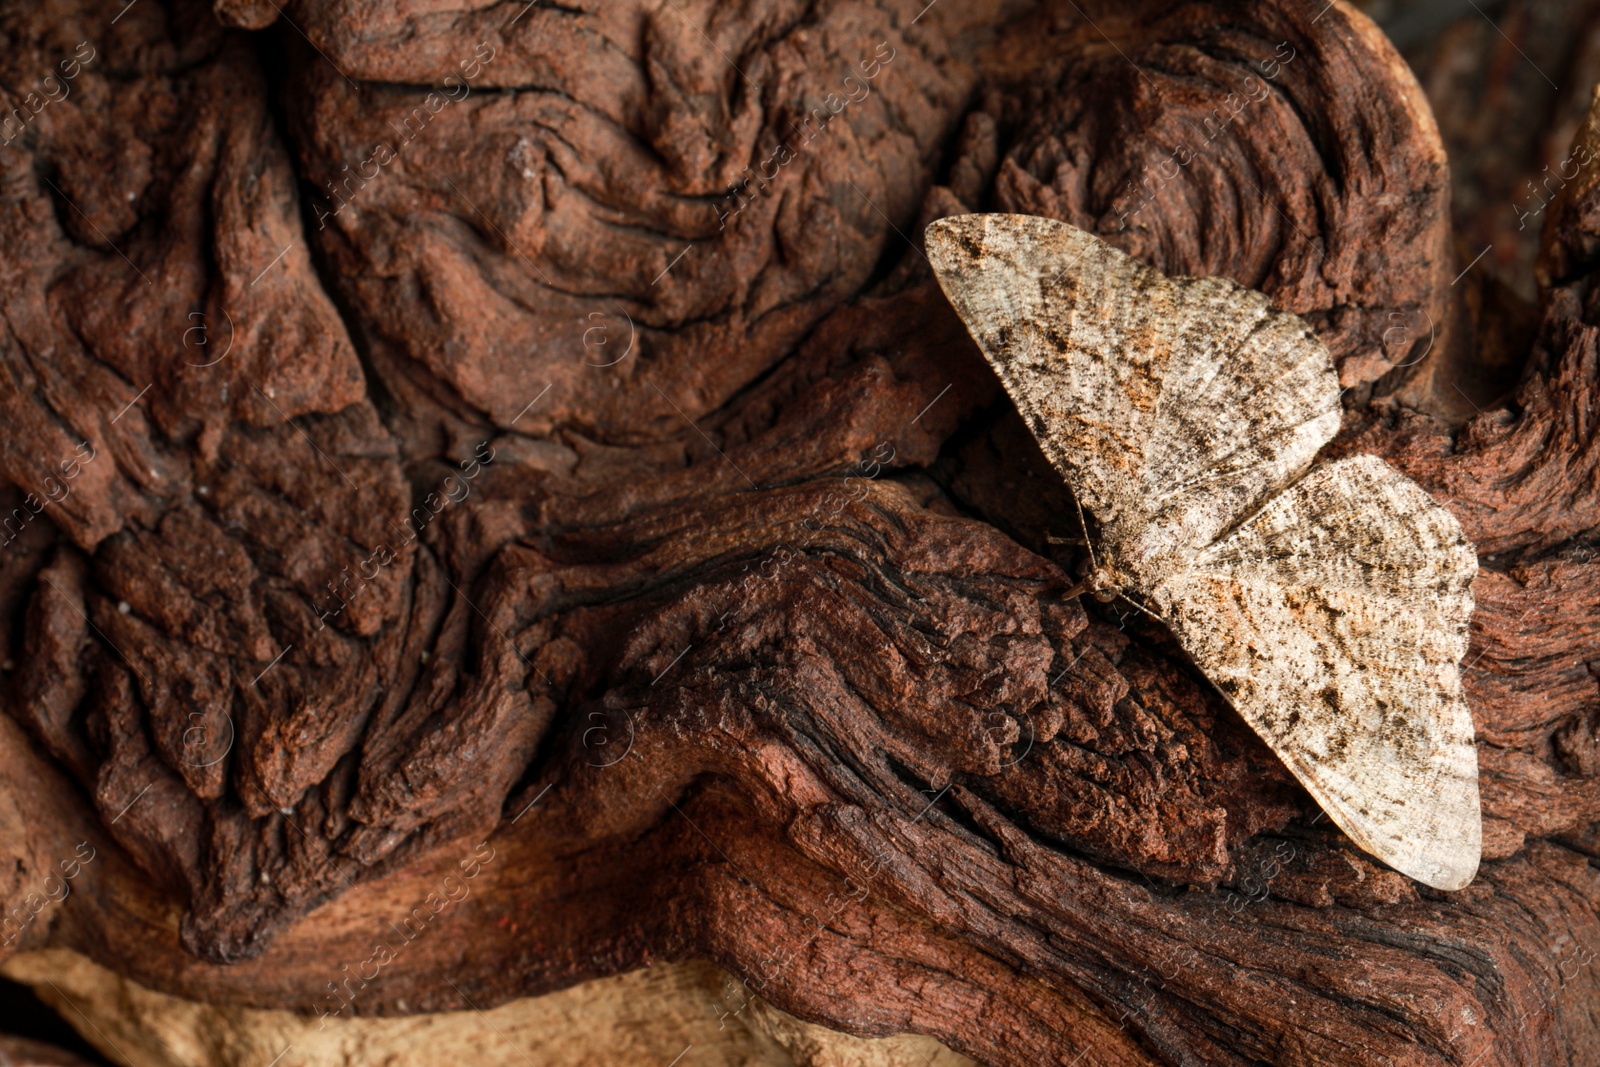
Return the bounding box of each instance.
[924,214,1342,558]
[926,213,1483,889]
[1154,455,1481,890]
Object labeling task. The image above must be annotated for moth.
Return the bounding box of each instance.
[925,213,1481,891]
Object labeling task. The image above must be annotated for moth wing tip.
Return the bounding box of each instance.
[1399,815,1482,891]
[1416,850,1480,891]
[923,214,977,265]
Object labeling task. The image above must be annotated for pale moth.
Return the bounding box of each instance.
[925,214,1481,891]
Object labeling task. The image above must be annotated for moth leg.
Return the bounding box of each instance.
[1115,591,1167,624]
[1071,492,1098,571]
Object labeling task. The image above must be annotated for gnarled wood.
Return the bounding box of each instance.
[2,0,1600,1065]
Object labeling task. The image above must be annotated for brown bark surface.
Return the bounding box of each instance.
[3,0,1600,1064]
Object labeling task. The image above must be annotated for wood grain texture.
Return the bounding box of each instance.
[0,0,1598,1064]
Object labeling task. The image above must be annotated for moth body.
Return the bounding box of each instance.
[925,212,1483,892]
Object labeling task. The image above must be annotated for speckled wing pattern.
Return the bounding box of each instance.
[921,213,1342,560]
[1161,456,1480,890]
[925,214,1481,891]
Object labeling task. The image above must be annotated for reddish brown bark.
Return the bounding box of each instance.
[3,0,1600,1064]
